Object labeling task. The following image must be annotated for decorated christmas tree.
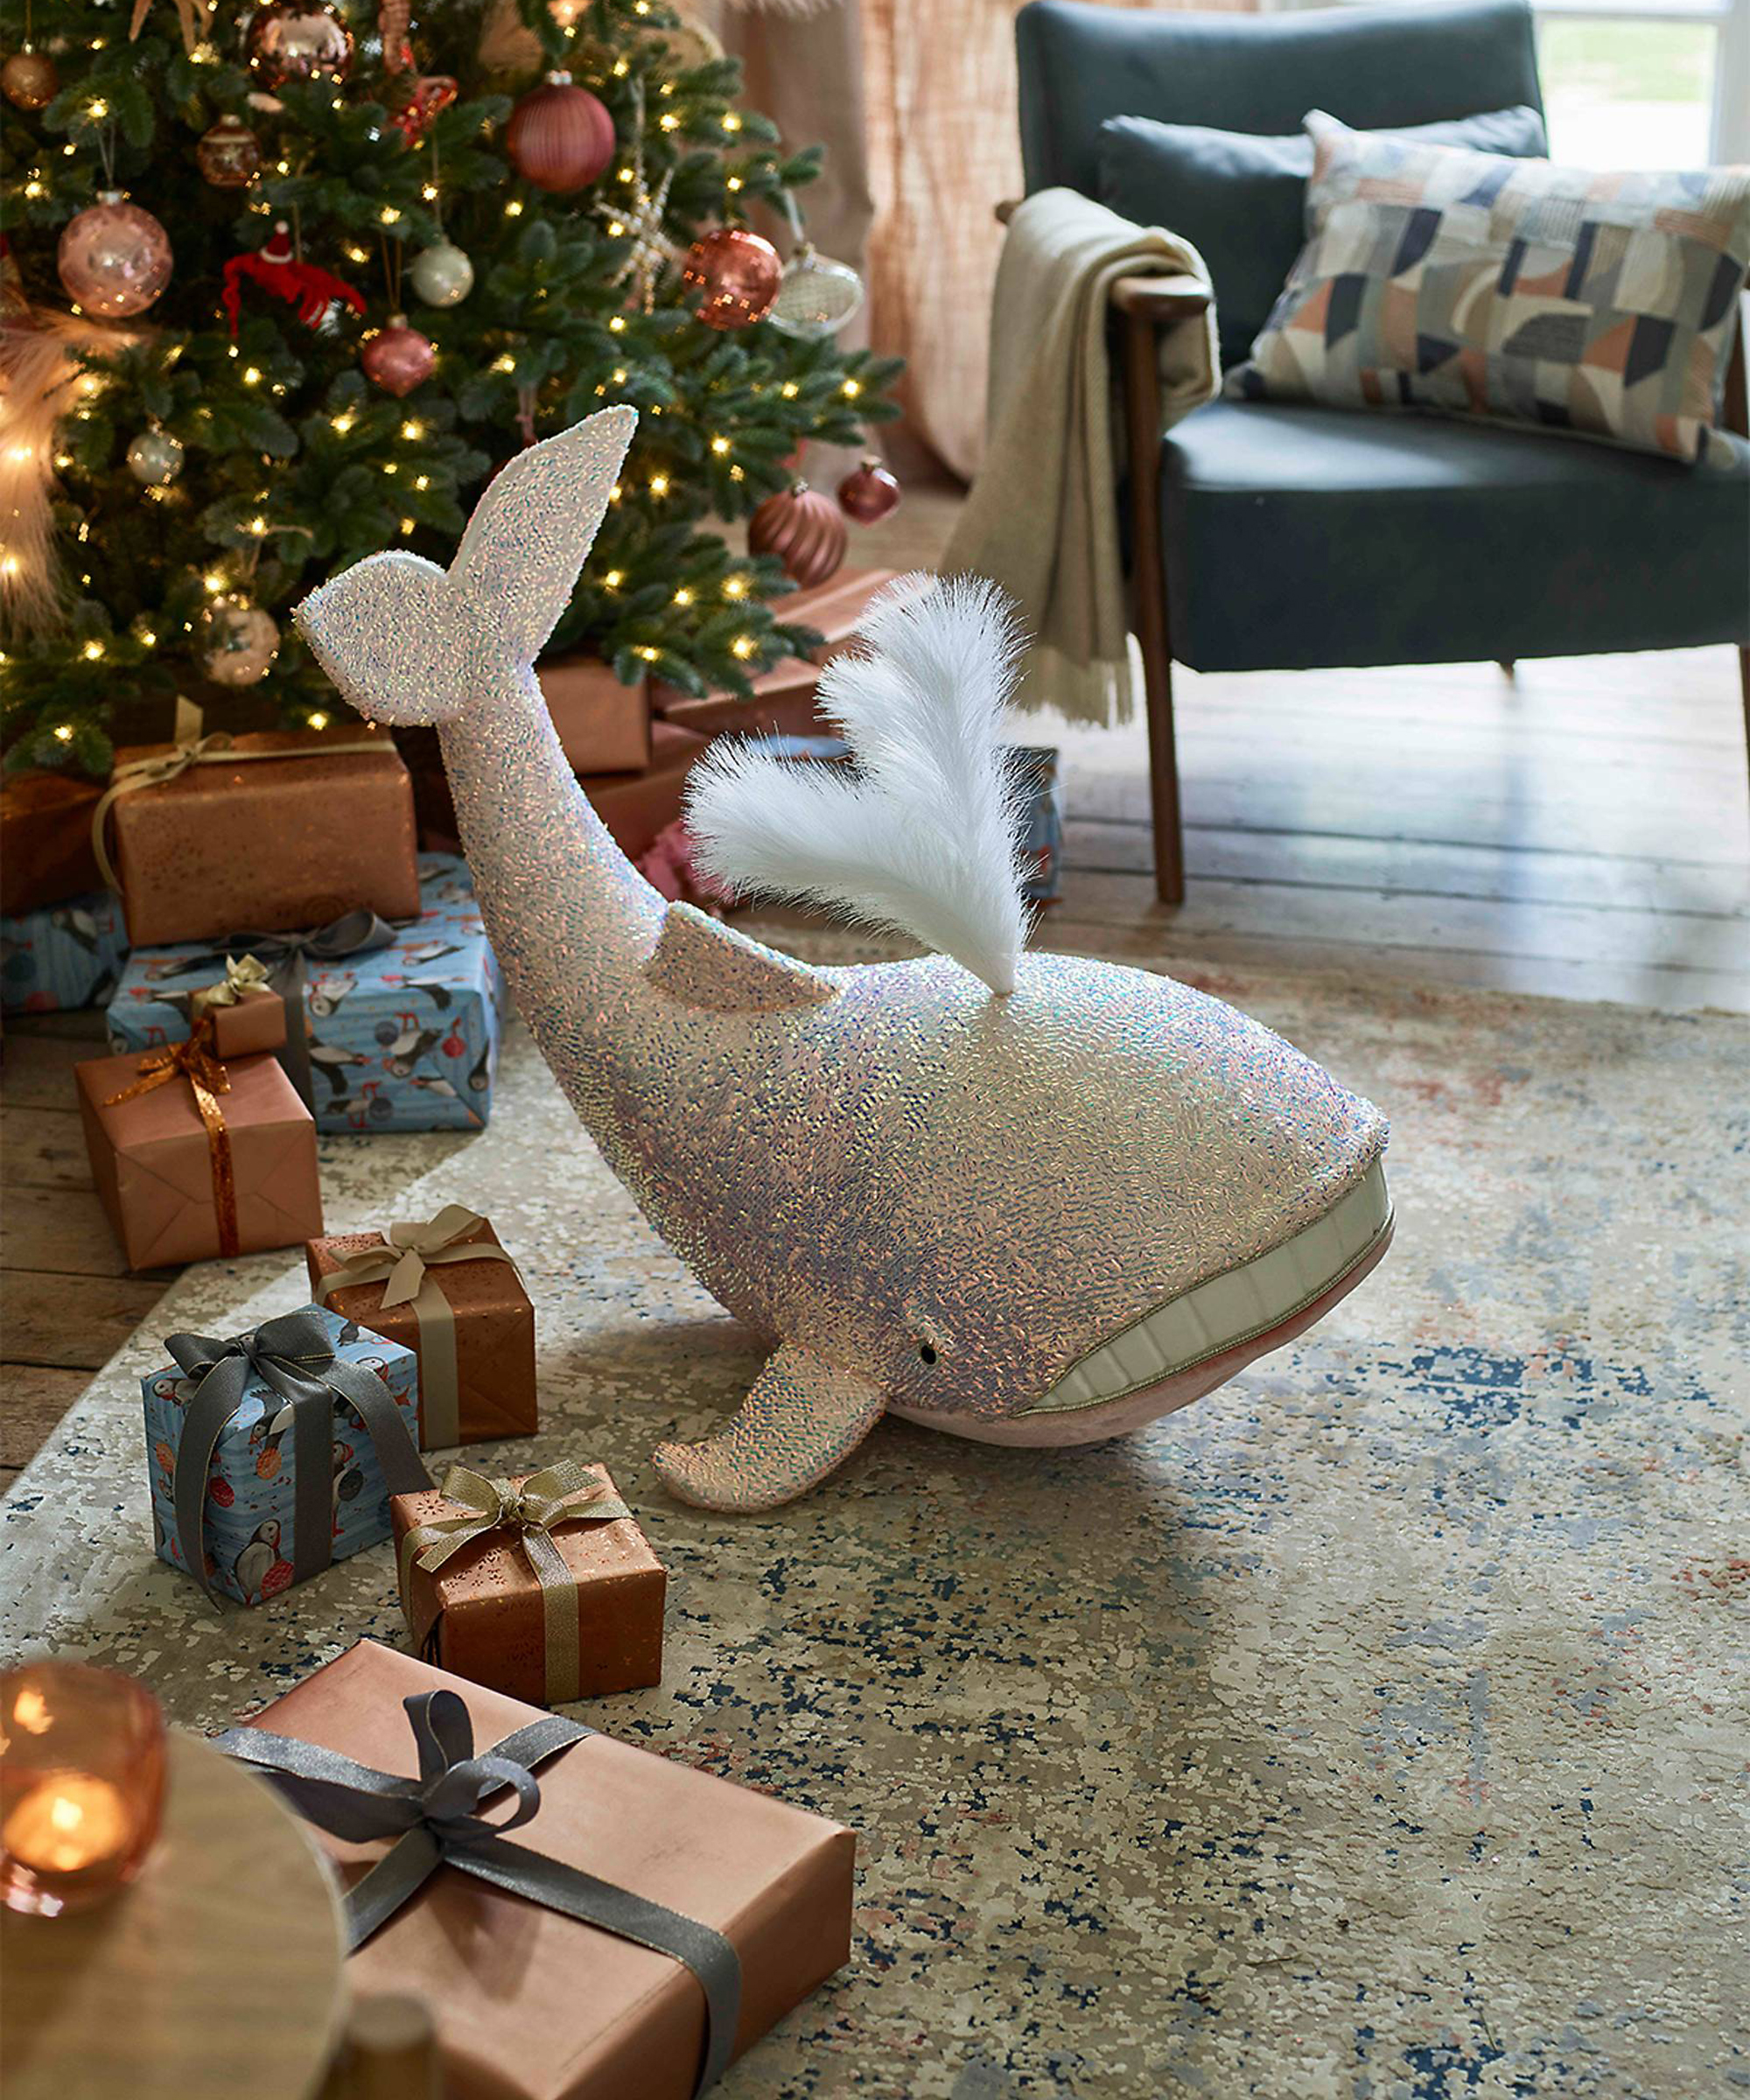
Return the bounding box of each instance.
[0,0,902,779]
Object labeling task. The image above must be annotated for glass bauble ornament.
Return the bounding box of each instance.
[506,72,614,194]
[126,429,186,486]
[2,47,58,110]
[767,243,864,340]
[57,194,174,321]
[243,2,354,90]
[203,598,280,687]
[681,228,782,332]
[360,313,435,396]
[836,455,900,525]
[197,114,262,189]
[748,480,846,589]
[410,242,473,309]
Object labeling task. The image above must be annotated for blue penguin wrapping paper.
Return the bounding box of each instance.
[0,887,130,1014]
[142,1305,420,1605]
[103,855,505,1134]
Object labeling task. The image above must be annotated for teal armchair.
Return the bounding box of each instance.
[1015,0,1750,901]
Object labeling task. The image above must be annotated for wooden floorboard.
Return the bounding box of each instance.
[4,474,1747,1486]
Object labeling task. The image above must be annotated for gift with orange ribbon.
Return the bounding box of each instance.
[75,1018,322,1270]
[94,700,420,948]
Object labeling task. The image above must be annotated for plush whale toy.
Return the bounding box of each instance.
[295,408,1391,1512]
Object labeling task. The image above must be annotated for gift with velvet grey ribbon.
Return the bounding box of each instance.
[223,906,400,1110]
[167,1306,430,1601]
[216,1688,741,2098]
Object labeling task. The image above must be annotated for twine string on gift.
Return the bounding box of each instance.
[312,1206,523,1447]
[105,1014,241,1256]
[222,908,400,1112]
[398,1461,632,1704]
[165,1306,430,1602]
[216,1690,742,2098]
[89,696,394,893]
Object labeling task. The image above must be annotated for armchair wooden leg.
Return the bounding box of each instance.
[1740,646,1750,797]
[1122,306,1186,906]
[1498,659,1517,677]
[1139,630,1186,906]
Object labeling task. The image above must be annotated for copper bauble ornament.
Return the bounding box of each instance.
[197,113,262,188]
[203,598,281,687]
[506,71,614,194]
[360,312,435,396]
[244,2,354,90]
[2,47,58,110]
[837,455,901,526]
[748,480,846,590]
[57,193,174,320]
[767,243,864,340]
[682,227,781,332]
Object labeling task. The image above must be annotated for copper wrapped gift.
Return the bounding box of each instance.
[76,1018,322,1268]
[305,1207,536,1448]
[95,722,420,947]
[185,954,288,1060]
[392,1460,665,1704]
[537,655,651,774]
[219,1640,855,2100]
[0,768,105,916]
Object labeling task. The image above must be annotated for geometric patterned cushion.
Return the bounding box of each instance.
[1228,111,1750,466]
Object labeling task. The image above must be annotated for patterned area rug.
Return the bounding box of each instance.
[4,942,1746,2099]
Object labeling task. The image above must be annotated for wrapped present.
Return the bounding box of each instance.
[143,1306,428,1605]
[392,1461,664,1703]
[182,953,288,1059]
[95,720,421,947]
[538,655,651,774]
[306,1206,536,1448]
[104,856,504,1133]
[1,767,105,916]
[218,1641,855,2100]
[1,887,129,1015]
[77,1020,323,1269]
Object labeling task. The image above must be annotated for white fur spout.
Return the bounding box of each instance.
[685,574,1031,994]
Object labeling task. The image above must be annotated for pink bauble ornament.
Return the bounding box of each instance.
[747,480,845,589]
[2,47,58,110]
[360,313,435,396]
[836,456,901,525]
[681,227,781,331]
[506,71,614,194]
[57,193,174,320]
[244,0,354,88]
[197,113,262,189]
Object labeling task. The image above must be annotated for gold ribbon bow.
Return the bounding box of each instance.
[189,952,272,1023]
[104,1015,240,1256]
[399,1461,632,1704]
[312,1205,522,1448]
[90,698,394,893]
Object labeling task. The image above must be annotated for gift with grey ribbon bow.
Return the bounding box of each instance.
[217,1687,742,2098]
[308,1205,529,1448]
[225,906,400,1110]
[166,1306,430,1602]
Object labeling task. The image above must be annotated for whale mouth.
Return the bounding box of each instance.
[1020,1158,1391,1418]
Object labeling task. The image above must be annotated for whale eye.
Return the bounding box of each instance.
[917,1343,938,1366]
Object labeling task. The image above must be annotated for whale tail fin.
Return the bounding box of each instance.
[682,573,1030,995]
[293,406,637,726]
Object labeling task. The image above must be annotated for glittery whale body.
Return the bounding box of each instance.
[295,410,1391,1512]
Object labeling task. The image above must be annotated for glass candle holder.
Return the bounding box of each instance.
[0,1661,167,1916]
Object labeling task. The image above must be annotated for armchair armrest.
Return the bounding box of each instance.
[1110,275,1211,323]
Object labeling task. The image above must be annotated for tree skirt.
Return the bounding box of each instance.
[4,942,1746,2099]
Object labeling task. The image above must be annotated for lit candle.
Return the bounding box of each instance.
[4,1774,133,1875]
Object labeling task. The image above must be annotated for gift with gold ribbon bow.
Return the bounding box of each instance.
[307,1206,536,1448]
[92,699,419,948]
[393,1460,664,1706]
[182,952,288,1060]
[104,1013,242,1256]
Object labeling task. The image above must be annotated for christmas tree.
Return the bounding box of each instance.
[0,0,901,779]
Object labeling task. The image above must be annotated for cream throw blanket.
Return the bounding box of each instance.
[942,188,1219,725]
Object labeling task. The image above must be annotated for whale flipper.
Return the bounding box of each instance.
[645,904,836,1014]
[654,1343,886,1512]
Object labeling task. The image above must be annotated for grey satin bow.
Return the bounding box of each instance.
[166,1306,430,1600]
[217,1689,741,2097]
[224,908,399,1109]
